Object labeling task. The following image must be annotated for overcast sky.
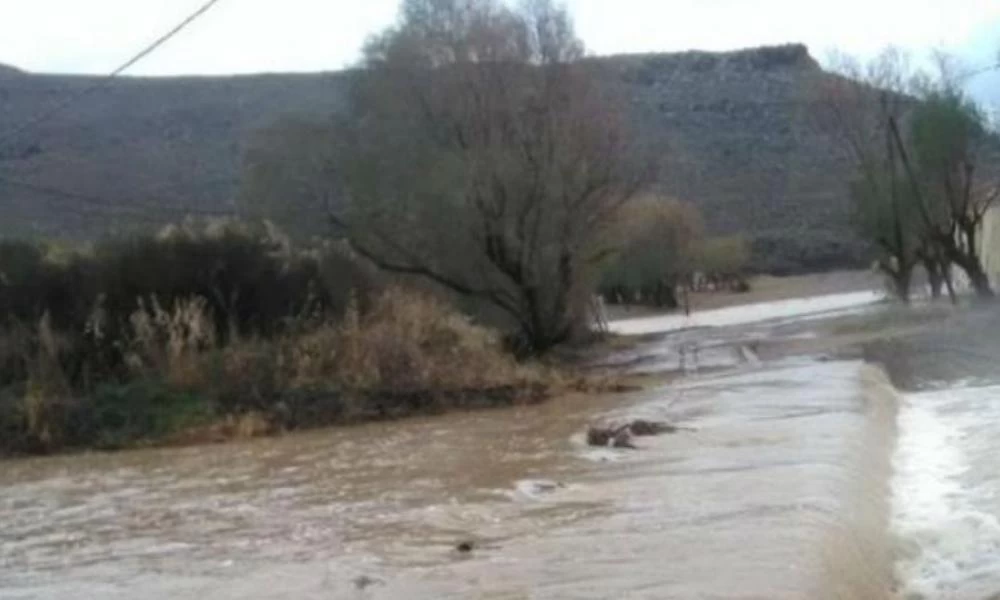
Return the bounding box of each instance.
[1,0,997,98]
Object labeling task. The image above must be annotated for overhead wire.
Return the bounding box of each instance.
[0,0,225,151]
[0,9,995,231]
[0,0,231,228]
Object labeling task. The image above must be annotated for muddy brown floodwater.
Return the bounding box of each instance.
[0,293,897,600]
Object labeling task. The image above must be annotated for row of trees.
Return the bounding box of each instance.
[242,0,657,354]
[822,50,1000,302]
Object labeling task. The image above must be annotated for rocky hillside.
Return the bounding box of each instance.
[0,44,866,272]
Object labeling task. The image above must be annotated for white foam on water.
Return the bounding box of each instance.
[608,290,883,335]
[892,386,1000,599]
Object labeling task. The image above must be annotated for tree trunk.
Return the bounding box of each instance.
[884,266,912,304]
[923,259,943,300]
[942,262,958,305]
[965,261,995,299]
[953,223,994,298]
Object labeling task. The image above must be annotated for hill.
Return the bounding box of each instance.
[0,45,866,272]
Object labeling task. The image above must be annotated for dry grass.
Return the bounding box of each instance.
[131,286,549,413]
[320,289,540,392]
[128,296,218,389]
[220,287,548,402]
[17,314,73,445]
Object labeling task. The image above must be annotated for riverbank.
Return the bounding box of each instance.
[0,285,566,458]
[0,286,910,599]
[2,225,624,458]
[5,280,994,598]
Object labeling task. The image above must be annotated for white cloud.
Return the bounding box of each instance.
[0,0,996,79]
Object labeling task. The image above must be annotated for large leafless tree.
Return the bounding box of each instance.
[820,50,925,302]
[246,0,653,353]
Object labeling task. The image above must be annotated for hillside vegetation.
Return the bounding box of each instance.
[0,44,866,272]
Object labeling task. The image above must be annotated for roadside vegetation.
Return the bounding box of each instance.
[821,49,1000,303]
[0,221,555,456]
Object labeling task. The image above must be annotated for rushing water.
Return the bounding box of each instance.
[0,293,898,599]
[893,384,1000,599]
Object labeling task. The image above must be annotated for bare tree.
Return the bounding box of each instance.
[889,60,999,298]
[291,0,655,353]
[820,49,1000,301]
[819,50,924,302]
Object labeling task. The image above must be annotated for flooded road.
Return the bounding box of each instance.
[0,293,899,599]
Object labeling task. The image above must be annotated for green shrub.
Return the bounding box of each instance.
[74,380,214,449]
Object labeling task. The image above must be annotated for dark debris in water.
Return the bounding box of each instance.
[587,419,685,449]
[352,575,383,590]
[628,419,679,436]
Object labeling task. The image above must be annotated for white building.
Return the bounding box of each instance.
[979,204,1000,288]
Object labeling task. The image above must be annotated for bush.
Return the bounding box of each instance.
[215,288,540,402]
[73,381,214,449]
[314,288,534,393]
[93,219,343,341]
[599,197,703,307]
[0,220,381,350]
[0,240,95,330]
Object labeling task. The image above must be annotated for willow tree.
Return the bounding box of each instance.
[892,84,998,297]
[291,0,654,353]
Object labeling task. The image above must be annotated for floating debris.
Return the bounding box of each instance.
[627,419,679,436]
[587,419,684,449]
[586,425,637,449]
[352,575,382,590]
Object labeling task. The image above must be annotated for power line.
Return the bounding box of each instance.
[0,0,225,150]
